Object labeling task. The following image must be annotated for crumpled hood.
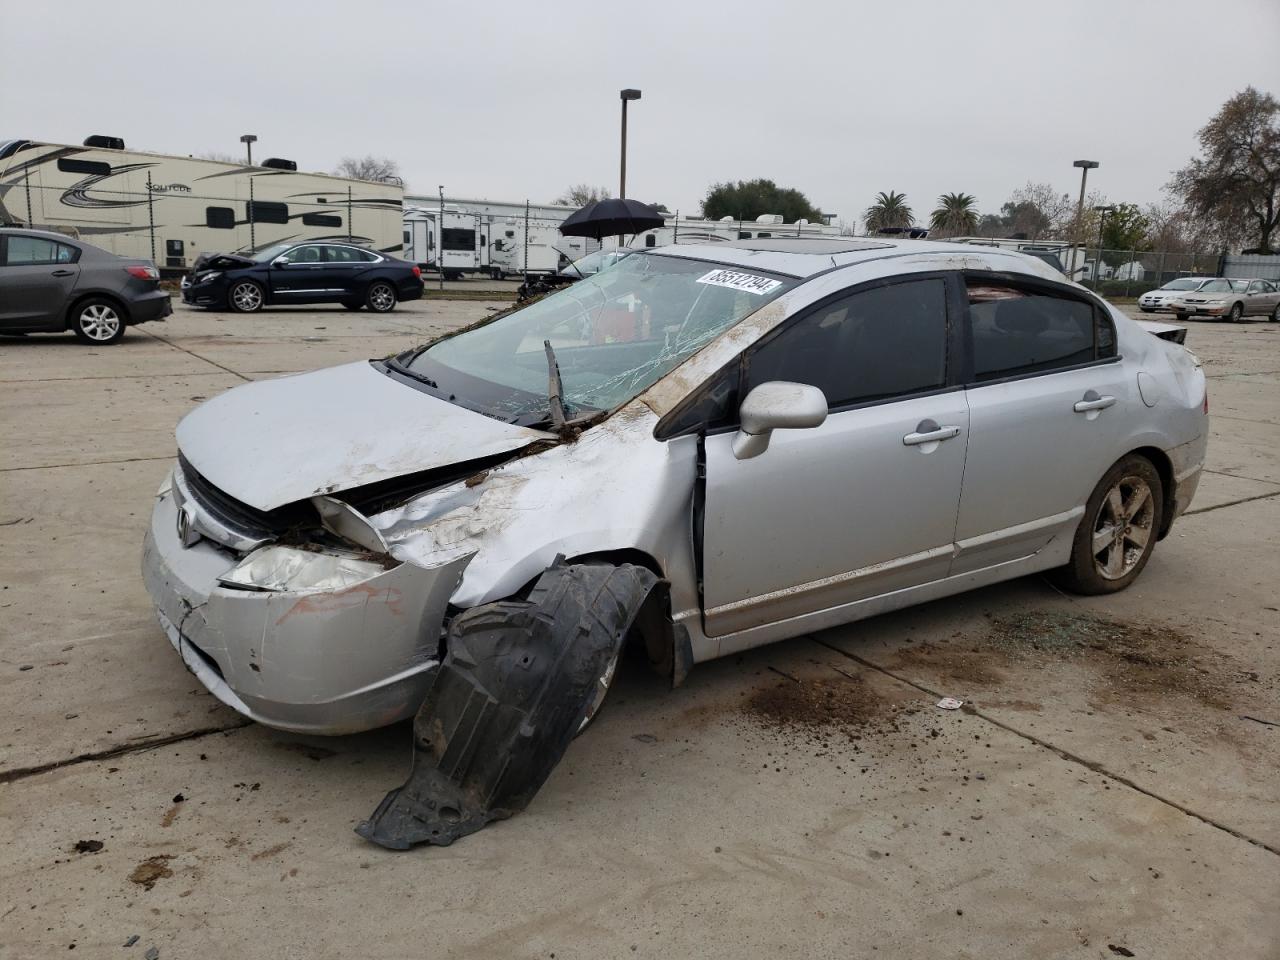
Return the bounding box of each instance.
[176,361,553,511]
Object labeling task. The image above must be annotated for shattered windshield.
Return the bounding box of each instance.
[399,253,795,426]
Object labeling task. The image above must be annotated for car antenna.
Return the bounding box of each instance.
[544,339,567,431]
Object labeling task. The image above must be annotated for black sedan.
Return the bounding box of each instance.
[0,228,171,344]
[182,241,424,313]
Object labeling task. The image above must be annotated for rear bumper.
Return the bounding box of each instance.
[399,278,425,302]
[128,290,172,324]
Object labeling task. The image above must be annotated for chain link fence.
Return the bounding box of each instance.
[1076,248,1224,298]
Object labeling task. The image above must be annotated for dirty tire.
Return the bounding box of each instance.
[1054,454,1163,596]
[1270,302,1279,322]
[356,558,659,851]
[1174,312,1189,322]
[1228,301,1244,323]
[366,281,396,312]
[228,280,264,313]
[71,298,126,344]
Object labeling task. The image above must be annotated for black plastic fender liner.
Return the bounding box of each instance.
[356,557,660,851]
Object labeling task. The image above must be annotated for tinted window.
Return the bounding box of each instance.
[442,228,474,251]
[284,245,324,263]
[248,200,289,224]
[206,206,235,229]
[324,246,377,263]
[57,157,111,176]
[968,283,1099,381]
[6,236,78,265]
[302,212,342,227]
[745,278,948,408]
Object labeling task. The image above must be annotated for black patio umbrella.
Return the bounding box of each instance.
[558,198,666,240]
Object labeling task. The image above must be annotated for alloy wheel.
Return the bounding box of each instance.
[1091,475,1155,581]
[1229,302,1243,323]
[369,283,395,312]
[231,282,263,312]
[79,304,121,341]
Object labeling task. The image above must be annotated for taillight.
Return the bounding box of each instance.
[125,265,159,280]
[411,265,422,279]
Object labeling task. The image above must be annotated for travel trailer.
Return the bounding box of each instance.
[0,136,404,273]
[628,213,841,249]
[403,205,590,279]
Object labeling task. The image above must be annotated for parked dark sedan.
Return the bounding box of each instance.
[0,228,171,344]
[182,241,424,313]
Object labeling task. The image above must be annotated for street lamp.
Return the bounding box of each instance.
[1071,160,1098,276]
[1093,204,1116,285]
[619,88,641,200]
[240,134,258,166]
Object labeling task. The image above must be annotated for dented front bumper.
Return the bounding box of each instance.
[142,489,469,734]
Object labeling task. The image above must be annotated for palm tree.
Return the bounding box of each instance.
[930,192,979,238]
[863,191,914,233]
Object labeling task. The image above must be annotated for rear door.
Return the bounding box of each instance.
[700,274,969,639]
[0,233,82,328]
[323,244,381,298]
[952,276,1133,575]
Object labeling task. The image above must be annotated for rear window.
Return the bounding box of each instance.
[968,282,1110,382]
[5,235,79,265]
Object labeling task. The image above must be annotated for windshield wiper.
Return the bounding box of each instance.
[385,353,437,389]
[543,339,567,431]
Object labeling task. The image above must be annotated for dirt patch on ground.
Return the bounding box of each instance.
[986,611,1230,709]
[740,671,896,743]
[128,855,174,890]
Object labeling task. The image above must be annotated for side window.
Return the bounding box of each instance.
[645,234,656,247]
[745,278,948,408]
[248,200,289,225]
[206,206,235,229]
[1247,280,1264,294]
[324,246,376,263]
[6,236,79,265]
[967,282,1103,382]
[284,245,323,264]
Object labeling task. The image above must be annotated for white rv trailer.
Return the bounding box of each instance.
[945,236,1087,280]
[0,136,404,273]
[402,203,590,279]
[627,213,841,250]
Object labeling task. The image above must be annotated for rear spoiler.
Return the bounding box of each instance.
[1135,319,1187,345]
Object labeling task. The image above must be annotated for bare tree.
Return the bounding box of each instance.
[334,155,403,183]
[555,184,612,206]
[193,150,239,163]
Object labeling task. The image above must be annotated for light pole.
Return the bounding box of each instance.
[619,88,641,200]
[1093,204,1116,286]
[438,184,445,292]
[1071,160,1098,277]
[240,134,258,166]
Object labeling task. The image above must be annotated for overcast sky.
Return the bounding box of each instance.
[4,0,1278,223]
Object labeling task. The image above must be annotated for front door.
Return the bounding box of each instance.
[269,244,330,299]
[701,275,969,638]
[952,277,1134,574]
[0,233,81,328]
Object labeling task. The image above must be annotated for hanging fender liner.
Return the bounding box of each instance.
[356,556,660,851]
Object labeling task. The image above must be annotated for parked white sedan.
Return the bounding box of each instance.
[1137,276,1213,313]
[143,237,1208,850]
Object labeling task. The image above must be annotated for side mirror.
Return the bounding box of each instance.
[732,381,827,460]
[273,257,290,267]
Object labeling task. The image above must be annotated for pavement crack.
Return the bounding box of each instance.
[0,719,251,784]
[810,637,1280,858]
[138,328,251,381]
[1185,489,1280,516]
[0,455,173,473]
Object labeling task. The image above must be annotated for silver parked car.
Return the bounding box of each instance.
[1168,276,1280,322]
[0,228,171,343]
[1137,276,1213,313]
[142,238,1208,849]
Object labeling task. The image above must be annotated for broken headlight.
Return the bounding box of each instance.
[218,544,387,593]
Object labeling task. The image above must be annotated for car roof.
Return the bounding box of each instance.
[643,236,1067,281]
[0,226,83,245]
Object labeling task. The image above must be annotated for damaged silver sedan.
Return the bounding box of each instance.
[142,238,1208,849]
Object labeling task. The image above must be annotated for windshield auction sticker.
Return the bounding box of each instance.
[696,269,782,295]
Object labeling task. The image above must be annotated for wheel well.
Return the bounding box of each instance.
[564,549,679,679]
[65,291,129,330]
[1131,445,1176,540]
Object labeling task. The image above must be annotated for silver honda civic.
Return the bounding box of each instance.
[142,237,1207,849]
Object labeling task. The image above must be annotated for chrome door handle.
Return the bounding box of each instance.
[903,423,961,446]
[1073,394,1116,413]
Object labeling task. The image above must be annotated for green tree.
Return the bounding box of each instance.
[929,192,979,237]
[1098,203,1152,267]
[1170,87,1280,253]
[701,178,825,223]
[863,191,914,232]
